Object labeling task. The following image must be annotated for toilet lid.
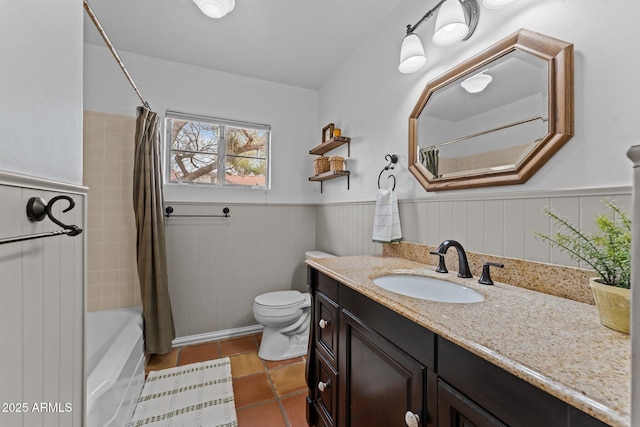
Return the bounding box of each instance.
[255,291,305,308]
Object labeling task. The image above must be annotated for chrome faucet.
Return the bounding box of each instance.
[430,240,472,278]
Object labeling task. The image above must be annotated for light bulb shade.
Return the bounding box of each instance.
[461,72,493,93]
[483,0,516,9]
[432,0,469,46]
[399,33,427,74]
[193,0,235,18]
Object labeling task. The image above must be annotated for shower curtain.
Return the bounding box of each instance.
[133,106,175,354]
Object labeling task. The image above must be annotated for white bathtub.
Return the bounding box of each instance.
[87,307,145,427]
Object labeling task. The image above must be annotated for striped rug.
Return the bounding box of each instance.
[129,358,238,427]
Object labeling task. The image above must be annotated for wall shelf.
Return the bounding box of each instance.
[308,170,350,193]
[309,136,351,157]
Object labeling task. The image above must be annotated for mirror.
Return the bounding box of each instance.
[408,29,574,191]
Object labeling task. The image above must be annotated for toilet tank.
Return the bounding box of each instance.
[305,251,335,259]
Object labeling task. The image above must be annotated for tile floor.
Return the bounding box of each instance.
[146,333,309,427]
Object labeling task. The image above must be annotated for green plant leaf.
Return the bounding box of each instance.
[534,201,631,288]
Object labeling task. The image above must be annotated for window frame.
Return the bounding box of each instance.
[164,110,271,190]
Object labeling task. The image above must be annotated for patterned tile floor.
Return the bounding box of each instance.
[146,334,309,427]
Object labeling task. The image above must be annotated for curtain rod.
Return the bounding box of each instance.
[423,115,548,151]
[83,0,150,109]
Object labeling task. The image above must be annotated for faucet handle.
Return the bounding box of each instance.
[429,251,448,273]
[478,262,504,286]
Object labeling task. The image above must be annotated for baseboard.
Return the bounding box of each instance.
[172,324,264,347]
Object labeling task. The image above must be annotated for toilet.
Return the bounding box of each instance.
[253,251,335,361]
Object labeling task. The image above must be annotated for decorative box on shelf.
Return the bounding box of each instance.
[313,156,330,175]
[329,156,345,172]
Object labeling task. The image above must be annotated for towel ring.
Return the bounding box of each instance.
[378,154,398,190]
[378,171,396,191]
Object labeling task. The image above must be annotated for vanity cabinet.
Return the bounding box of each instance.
[339,308,430,426]
[307,267,436,427]
[306,267,608,427]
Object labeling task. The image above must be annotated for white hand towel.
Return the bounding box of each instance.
[372,188,402,243]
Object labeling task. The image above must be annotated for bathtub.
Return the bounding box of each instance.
[87,307,145,427]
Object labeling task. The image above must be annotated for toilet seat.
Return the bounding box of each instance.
[254,291,310,317]
[255,290,305,307]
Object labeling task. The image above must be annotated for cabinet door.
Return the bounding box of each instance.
[316,291,339,366]
[438,380,506,427]
[313,350,339,426]
[340,309,426,427]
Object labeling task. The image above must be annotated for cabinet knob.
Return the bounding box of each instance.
[317,380,331,392]
[319,319,329,329]
[404,411,420,427]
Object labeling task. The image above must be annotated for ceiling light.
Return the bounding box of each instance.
[399,33,427,74]
[193,0,235,19]
[483,0,517,9]
[461,71,492,93]
[432,0,469,46]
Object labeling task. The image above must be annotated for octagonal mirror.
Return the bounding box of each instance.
[408,29,574,191]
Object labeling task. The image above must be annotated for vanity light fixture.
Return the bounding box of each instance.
[399,33,428,73]
[193,0,235,18]
[399,0,479,74]
[432,0,471,46]
[460,70,492,93]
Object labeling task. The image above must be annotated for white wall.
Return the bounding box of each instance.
[83,45,322,335]
[84,44,320,205]
[0,1,83,185]
[0,2,84,425]
[317,0,640,202]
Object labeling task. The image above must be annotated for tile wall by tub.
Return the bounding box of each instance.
[83,111,140,311]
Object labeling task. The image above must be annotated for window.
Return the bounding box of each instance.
[166,111,270,189]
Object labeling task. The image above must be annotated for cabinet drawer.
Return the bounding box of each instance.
[438,337,565,427]
[317,270,339,301]
[315,291,339,366]
[314,350,338,426]
[438,379,506,427]
[340,283,435,369]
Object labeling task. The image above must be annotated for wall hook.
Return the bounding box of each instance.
[27,196,83,236]
[0,196,83,246]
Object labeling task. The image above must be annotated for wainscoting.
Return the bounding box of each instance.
[165,187,631,341]
[317,186,632,270]
[165,203,316,338]
[0,172,85,427]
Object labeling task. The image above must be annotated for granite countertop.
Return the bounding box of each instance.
[307,255,631,427]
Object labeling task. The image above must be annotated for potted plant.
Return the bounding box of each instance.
[535,200,631,334]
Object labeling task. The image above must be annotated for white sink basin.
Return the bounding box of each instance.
[372,274,484,303]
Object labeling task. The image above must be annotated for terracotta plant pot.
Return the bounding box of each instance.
[589,278,630,334]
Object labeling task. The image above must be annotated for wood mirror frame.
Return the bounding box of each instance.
[408,29,574,191]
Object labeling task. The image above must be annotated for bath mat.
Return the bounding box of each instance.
[129,358,238,427]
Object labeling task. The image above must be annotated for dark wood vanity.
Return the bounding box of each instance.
[306,266,610,427]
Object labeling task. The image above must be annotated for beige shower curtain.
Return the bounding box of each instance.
[133,106,175,354]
